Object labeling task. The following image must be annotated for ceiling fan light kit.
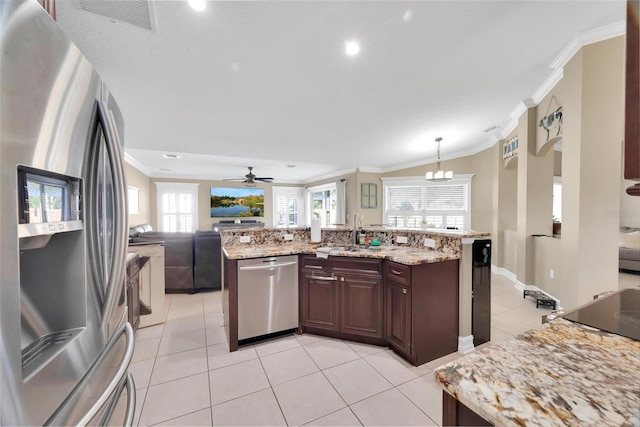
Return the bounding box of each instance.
[223,166,274,186]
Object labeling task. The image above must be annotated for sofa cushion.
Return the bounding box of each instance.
[619,231,640,250]
[620,247,640,262]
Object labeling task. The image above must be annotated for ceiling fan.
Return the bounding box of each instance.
[223,166,274,186]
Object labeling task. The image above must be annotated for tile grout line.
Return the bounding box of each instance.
[297,339,355,426]
[254,346,291,426]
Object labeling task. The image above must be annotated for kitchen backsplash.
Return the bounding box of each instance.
[218,226,486,255]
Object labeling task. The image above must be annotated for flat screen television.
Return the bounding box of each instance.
[210,187,264,218]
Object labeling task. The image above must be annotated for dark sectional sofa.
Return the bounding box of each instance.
[619,227,640,273]
[129,225,221,293]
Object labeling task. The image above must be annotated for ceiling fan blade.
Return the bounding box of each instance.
[222,177,245,181]
[255,177,274,182]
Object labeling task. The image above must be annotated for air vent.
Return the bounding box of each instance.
[76,0,155,32]
[482,125,501,133]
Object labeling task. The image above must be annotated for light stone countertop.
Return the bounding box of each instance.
[434,318,640,426]
[222,243,459,265]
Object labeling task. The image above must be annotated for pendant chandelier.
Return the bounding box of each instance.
[425,137,453,182]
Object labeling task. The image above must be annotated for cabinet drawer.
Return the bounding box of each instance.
[300,255,329,271]
[331,257,382,275]
[385,262,411,286]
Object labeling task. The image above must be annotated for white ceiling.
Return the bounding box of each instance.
[54,1,625,184]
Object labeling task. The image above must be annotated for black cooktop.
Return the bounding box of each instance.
[562,288,640,341]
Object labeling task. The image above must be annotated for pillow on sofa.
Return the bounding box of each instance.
[619,231,640,249]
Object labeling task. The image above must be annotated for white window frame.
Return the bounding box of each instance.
[381,174,473,230]
[156,182,199,232]
[272,186,305,227]
[553,176,562,222]
[306,182,337,226]
[128,186,140,215]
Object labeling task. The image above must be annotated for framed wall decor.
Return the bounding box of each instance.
[361,183,378,209]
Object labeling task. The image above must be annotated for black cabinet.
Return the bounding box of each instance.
[472,240,491,346]
[194,230,221,290]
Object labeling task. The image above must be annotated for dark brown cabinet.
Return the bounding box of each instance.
[385,260,459,366]
[300,255,385,343]
[341,273,383,338]
[386,277,412,355]
[126,255,141,332]
[300,270,340,331]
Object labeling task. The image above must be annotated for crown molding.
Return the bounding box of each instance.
[550,21,625,70]
[531,68,564,105]
[123,151,153,176]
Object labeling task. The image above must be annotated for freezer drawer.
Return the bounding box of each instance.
[237,256,299,340]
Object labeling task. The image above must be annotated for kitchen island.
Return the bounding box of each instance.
[220,226,490,365]
[434,317,640,426]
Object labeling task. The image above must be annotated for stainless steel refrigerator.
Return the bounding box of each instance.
[1,0,135,424]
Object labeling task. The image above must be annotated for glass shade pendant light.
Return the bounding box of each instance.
[425,137,453,182]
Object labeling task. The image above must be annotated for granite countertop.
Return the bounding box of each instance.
[434,318,640,426]
[222,243,459,265]
[315,225,491,238]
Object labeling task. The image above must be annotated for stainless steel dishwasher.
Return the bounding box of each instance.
[237,255,299,340]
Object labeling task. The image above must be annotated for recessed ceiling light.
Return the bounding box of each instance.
[345,40,360,57]
[163,154,180,159]
[188,0,206,12]
[403,10,413,22]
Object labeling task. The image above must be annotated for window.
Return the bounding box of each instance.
[25,175,68,223]
[381,175,473,230]
[307,183,337,227]
[156,182,199,232]
[553,176,562,222]
[272,186,305,227]
[128,186,140,215]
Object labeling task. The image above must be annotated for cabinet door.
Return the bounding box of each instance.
[386,278,411,355]
[341,273,384,338]
[300,270,340,331]
[127,273,140,332]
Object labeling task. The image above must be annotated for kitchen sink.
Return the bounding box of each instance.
[343,245,396,252]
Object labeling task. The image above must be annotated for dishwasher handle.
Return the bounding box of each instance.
[239,261,298,271]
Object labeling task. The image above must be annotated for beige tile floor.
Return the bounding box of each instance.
[128,272,638,426]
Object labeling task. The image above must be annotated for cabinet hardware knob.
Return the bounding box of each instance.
[402,288,407,294]
[392,269,402,275]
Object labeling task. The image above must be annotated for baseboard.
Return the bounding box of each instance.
[458,335,475,355]
[491,265,562,309]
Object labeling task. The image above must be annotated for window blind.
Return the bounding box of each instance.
[382,176,472,230]
[273,186,304,227]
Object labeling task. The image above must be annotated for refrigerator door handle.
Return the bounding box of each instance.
[76,322,135,426]
[122,373,137,427]
[96,100,128,328]
[96,372,137,427]
[45,322,135,426]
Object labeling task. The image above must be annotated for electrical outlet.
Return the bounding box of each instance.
[424,238,436,248]
[549,269,554,279]
[239,236,251,243]
[396,236,408,244]
[283,233,294,241]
